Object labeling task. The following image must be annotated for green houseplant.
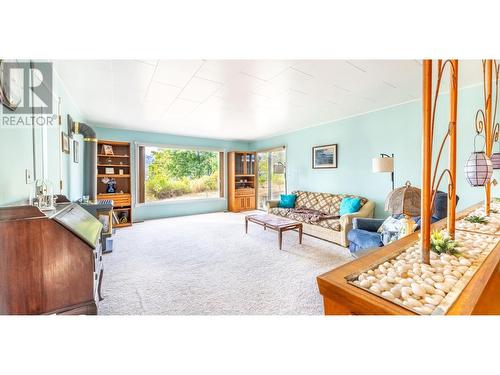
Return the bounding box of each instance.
[464,215,488,224]
[430,230,461,256]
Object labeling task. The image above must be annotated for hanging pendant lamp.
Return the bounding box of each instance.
[491,152,500,169]
[465,134,493,186]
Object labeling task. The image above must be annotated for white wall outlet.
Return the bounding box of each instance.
[25,169,33,184]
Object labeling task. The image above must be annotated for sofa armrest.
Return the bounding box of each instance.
[339,200,375,228]
[353,218,385,232]
[266,200,280,211]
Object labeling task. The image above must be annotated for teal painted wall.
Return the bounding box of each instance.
[0,64,84,206]
[93,126,250,221]
[250,84,489,218]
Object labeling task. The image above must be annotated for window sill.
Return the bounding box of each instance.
[135,197,227,207]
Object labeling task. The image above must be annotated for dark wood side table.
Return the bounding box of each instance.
[245,214,303,250]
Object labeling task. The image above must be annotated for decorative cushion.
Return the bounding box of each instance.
[339,197,362,215]
[377,216,406,245]
[278,194,297,208]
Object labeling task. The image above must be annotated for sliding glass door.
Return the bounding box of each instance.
[257,147,286,210]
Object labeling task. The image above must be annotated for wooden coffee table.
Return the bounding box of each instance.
[245,214,302,250]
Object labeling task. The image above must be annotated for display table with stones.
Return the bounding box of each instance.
[317,201,500,315]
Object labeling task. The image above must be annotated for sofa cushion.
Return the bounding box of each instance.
[313,218,341,231]
[268,207,341,231]
[269,207,290,217]
[339,197,362,215]
[278,194,297,208]
[293,191,367,216]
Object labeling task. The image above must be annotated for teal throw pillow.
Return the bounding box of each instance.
[278,194,297,208]
[339,197,362,215]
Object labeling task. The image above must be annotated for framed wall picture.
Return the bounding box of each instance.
[61,132,70,154]
[73,140,79,163]
[312,144,337,169]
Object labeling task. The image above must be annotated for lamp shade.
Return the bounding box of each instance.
[491,152,500,169]
[464,151,493,186]
[372,156,394,173]
[273,163,285,174]
[384,181,421,217]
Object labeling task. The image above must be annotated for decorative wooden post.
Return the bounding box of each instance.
[448,60,458,238]
[485,60,493,216]
[421,59,459,264]
[421,60,432,264]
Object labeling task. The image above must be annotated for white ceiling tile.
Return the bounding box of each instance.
[154,60,204,88]
[179,77,222,102]
[165,98,200,116]
[145,81,181,106]
[239,60,294,81]
[111,60,156,92]
[54,59,484,141]
[265,67,315,92]
[195,60,246,83]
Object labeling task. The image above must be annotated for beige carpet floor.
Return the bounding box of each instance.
[99,211,353,315]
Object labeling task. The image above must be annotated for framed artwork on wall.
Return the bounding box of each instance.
[73,140,79,163]
[312,144,337,169]
[61,132,70,154]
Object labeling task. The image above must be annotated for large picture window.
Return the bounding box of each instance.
[137,145,224,204]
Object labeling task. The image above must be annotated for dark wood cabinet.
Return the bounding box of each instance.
[0,204,103,315]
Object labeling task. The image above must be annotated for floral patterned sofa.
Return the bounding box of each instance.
[266,190,375,247]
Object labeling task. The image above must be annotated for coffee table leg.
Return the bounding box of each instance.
[245,218,248,234]
[278,229,283,250]
[299,225,303,244]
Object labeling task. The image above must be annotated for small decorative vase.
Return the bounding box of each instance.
[464,151,493,186]
[491,152,500,169]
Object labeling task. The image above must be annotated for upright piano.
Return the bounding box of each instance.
[0,203,103,315]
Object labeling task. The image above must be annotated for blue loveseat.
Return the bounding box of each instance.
[347,191,458,256]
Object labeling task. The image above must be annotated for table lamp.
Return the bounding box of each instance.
[372,153,395,190]
[384,181,421,237]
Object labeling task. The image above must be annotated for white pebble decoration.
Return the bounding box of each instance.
[360,279,371,288]
[424,295,443,306]
[351,229,498,315]
[381,291,395,300]
[411,283,426,297]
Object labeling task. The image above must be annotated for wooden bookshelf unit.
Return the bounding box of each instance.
[97,140,133,228]
[228,151,257,212]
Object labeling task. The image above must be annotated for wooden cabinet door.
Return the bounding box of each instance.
[235,197,245,211]
[247,196,255,210]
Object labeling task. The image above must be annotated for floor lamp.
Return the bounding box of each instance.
[372,153,395,191]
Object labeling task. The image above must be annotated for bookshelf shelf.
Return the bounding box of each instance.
[97,140,133,227]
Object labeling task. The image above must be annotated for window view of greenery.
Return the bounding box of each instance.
[257,150,286,209]
[145,147,220,202]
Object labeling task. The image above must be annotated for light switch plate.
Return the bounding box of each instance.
[25,169,33,184]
